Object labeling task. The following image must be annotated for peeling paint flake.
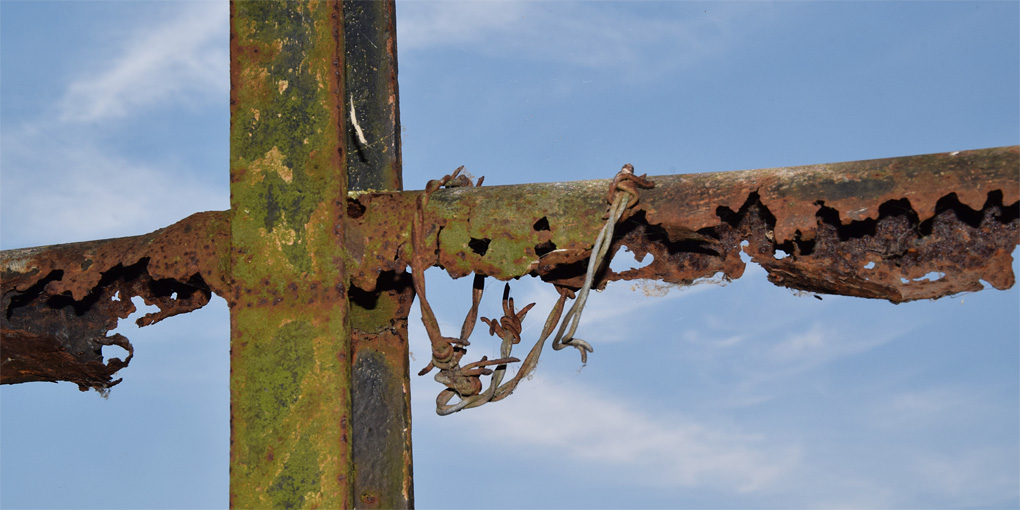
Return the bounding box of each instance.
[251,146,293,183]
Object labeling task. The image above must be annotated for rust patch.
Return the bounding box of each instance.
[3,146,1017,391]
[603,190,1017,303]
[346,147,1018,302]
[1,211,229,390]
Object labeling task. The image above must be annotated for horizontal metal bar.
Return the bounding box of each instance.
[3,146,1017,389]
[1,211,229,390]
[346,146,1019,301]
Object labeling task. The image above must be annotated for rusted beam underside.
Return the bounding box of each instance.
[3,146,1017,390]
[348,146,1019,300]
[1,211,229,390]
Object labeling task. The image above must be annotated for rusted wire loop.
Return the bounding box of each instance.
[606,163,655,211]
[555,164,656,362]
[480,284,535,345]
[412,167,527,414]
[412,168,485,376]
[417,165,654,415]
[486,284,569,404]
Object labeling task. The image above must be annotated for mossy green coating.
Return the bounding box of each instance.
[348,287,403,333]
[268,436,323,509]
[230,0,334,279]
[229,1,352,508]
[236,320,315,473]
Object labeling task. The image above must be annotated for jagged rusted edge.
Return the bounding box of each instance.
[1,211,230,390]
[346,147,1018,303]
[3,147,1017,389]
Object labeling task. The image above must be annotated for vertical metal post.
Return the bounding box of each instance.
[229,1,353,507]
[343,2,414,508]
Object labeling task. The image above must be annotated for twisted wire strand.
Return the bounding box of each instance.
[551,192,631,362]
[422,165,652,414]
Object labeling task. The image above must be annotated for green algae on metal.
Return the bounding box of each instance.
[229,0,352,508]
[268,437,324,509]
[234,319,316,472]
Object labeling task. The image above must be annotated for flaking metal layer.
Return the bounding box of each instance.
[3,146,1017,390]
[1,211,229,390]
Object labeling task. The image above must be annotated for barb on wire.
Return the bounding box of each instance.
[412,164,654,415]
[411,167,518,414]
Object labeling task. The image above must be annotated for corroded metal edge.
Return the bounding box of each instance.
[3,146,1017,391]
[1,211,229,390]
[347,146,1019,303]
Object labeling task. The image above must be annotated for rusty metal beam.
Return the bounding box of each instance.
[347,146,1019,302]
[342,1,414,508]
[1,211,229,390]
[4,147,1017,393]
[344,0,402,194]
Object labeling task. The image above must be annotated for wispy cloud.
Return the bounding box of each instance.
[910,448,1020,507]
[398,1,771,74]
[868,386,974,430]
[451,377,799,493]
[1,2,228,248]
[1,130,226,247]
[407,273,798,494]
[58,2,227,124]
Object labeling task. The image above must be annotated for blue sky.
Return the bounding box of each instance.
[1,1,1018,508]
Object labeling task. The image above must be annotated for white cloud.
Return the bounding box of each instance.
[454,377,800,493]
[406,274,802,496]
[505,272,702,346]
[770,323,828,360]
[911,448,1020,506]
[58,2,227,124]
[1,129,225,247]
[398,1,529,50]
[869,387,970,430]
[1,2,229,248]
[397,1,770,74]
[770,320,903,370]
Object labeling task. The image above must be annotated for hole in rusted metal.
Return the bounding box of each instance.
[109,295,158,335]
[348,270,413,311]
[468,237,490,256]
[534,240,556,257]
[101,343,130,360]
[533,217,550,231]
[813,198,919,244]
[915,271,945,282]
[349,283,379,310]
[1,252,217,389]
[609,247,654,272]
[347,199,367,219]
[717,192,777,231]
[616,210,721,257]
[6,269,64,319]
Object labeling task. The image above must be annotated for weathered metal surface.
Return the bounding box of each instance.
[346,146,1019,303]
[1,211,229,390]
[5,146,1017,394]
[349,271,414,509]
[342,1,414,507]
[344,0,402,194]
[229,1,353,508]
